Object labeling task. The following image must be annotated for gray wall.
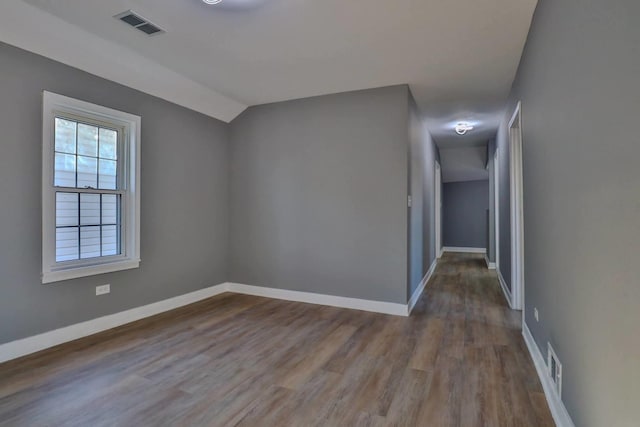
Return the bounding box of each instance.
[442,180,489,249]
[0,44,420,346]
[0,42,229,344]
[408,93,438,298]
[229,86,409,304]
[498,0,640,424]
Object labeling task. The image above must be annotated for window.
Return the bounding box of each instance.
[42,92,140,283]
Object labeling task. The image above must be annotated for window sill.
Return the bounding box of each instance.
[42,259,140,284]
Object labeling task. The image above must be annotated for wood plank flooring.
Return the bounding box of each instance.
[0,253,554,426]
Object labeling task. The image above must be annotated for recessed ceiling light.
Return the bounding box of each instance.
[455,122,474,135]
[202,0,223,4]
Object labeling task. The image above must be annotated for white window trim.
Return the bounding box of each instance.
[42,91,141,284]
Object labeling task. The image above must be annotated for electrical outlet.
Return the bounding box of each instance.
[96,284,111,296]
[534,307,539,322]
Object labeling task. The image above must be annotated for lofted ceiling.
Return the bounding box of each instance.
[4,0,537,128]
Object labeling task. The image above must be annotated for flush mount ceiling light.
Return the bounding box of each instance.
[455,122,474,135]
[202,0,223,4]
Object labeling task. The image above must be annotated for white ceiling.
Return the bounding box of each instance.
[0,1,246,121]
[7,0,537,128]
[440,146,489,183]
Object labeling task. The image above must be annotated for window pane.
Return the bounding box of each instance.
[55,118,76,154]
[77,124,98,157]
[99,128,118,160]
[56,227,79,262]
[80,226,101,259]
[77,156,98,188]
[98,159,117,190]
[80,193,100,226]
[56,193,78,227]
[102,194,118,225]
[101,225,119,256]
[54,153,76,187]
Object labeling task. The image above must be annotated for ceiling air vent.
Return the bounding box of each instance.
[114,10,165,36]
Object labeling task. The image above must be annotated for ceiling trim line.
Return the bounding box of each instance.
[0,2,247,123]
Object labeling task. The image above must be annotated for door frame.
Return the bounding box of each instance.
[509,101,525,311]
[494,149,500,272]
[435,162,442,258]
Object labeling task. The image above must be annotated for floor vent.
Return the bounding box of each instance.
[547,343,563,397]
[114,10,164,36]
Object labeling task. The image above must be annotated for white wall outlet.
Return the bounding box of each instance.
[534,307,539,322]
[408,195,412,207]
[96,284,111,296]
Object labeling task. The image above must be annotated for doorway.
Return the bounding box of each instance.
[509,102,525,311]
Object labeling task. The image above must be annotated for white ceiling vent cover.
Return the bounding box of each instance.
[114,10,165,36]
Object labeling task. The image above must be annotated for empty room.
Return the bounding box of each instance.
[0,0,638,426]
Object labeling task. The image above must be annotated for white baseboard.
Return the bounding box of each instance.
[522,323,576,427]
[1,279,424,364]
[442,246,487,254]
[408,258,438,314]
[497,269,514,309]
[484,254,496,270]
[0,284,228,363]
[226,282,408,317]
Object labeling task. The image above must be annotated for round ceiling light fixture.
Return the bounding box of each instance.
[202,0,223,4]
[455,122,474,135]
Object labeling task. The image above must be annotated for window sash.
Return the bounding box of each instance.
[52,112,127,192]
[55,192,123,263]
[52,113,126,264]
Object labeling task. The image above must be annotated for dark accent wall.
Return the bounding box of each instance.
[407,94,438,298]
[229,86,410,304]
[442,180,489,249]
[498,0,640,424]
[0,42,230,344]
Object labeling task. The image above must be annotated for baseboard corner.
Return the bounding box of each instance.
[408,257,438,314]
[484,254,496,270]
[497,269,513,309]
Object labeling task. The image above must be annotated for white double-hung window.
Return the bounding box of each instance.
[42,92,141,284]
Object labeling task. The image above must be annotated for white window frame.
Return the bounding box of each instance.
[42,91,141,284]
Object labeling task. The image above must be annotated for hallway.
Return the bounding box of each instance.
[0,254,553,426]
[413,253,554,425]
